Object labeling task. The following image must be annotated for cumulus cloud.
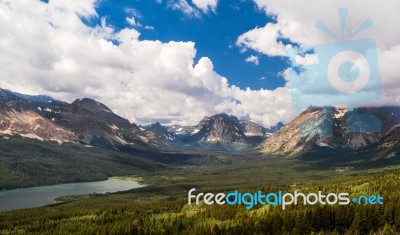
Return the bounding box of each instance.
[0,0,295,127]
[238,0,400,108]
[237,23,289,57]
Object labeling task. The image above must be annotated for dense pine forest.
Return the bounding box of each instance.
[2,134,400,234]
[1,165,400,234]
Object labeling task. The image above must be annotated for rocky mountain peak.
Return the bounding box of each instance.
[259,106,400,157]
[143,122,174,139]
[0,88,18,102]
[72,98,112,112]
[193,113,247,144]
[238,120,265,137]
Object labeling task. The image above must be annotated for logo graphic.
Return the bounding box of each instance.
[188,188,384,210]
[288,8,381,136]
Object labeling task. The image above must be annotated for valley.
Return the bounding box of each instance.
[1,88,400,192]
[2,88,400,234]
[1,151,400,234]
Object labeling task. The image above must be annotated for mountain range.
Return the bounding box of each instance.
[259,106,400,158]
[0,88,282,153]
[0,88,160,152]
[141,114,283,152]
[1,87,400,159]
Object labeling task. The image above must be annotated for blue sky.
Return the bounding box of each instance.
[92,0,288,90]
[2,0,398,126]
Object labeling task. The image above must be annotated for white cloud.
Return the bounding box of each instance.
[239,0,400,108]
[144,25,155,30]
[124,8,143,28]
[237,23,290,57]
[294,54,318,66]
[192,0,218,13]
[168,0,201,18]
[168,0,218,17]
[245,55,259,65]
[125,9,154,30]
[0,0,295,127]
[124,7,142,19]
[126,17,142,27]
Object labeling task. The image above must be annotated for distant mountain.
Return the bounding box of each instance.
[238,120,265,137]
[143,113,283,152]
[259,106,400,157]
[268,122,284,134]
[0,88,158,151]
[0,89,76,143]
[0,88,287,153]
[142,122,175,140]
[239,120,284,137]
[10,90,60,104]
[165,125,198,136]
[193,114,247,143]
[6,88,400,158]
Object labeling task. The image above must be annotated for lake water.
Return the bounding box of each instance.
[0,178,144,211]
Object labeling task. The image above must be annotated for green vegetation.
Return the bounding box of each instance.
[0,136,147,189]
[0,136,201,189]
[1,144,400,234]
[2,136,400,234]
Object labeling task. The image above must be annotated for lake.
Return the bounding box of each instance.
[0,178,144,211]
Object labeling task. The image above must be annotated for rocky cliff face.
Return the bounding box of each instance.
[143,122,175,140]
[0,110,76,143]
[142,113,283,152]
[0,88,156,151]
[239,120,265,137]
[239,120,284,137]
[1,88,287,153]
[193,114,248,144]
[0,89,76,143]
[259,106,400,157]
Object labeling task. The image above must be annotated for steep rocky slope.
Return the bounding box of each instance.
[259,106,400,157]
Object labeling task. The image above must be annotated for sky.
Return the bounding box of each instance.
[94,0,288,90]
[0,0,399,127]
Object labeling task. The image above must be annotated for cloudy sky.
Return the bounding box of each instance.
[0,0,399,126]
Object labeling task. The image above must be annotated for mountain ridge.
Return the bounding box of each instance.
[0,88,283,153]
[0,88,158,151]
[3,88,400,157]
[142,113,283,152]
[259,106,400,157]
